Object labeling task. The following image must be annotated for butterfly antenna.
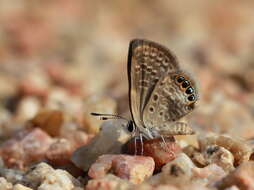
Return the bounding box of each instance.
[90,112,129,122]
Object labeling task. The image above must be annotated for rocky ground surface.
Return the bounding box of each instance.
[0,1,254,190]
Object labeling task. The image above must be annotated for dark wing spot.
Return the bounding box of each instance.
[182,80,190,88]
[186,87,194,94]
[177,76,185,83]
[153,94,158,101]
[188,95,195,101]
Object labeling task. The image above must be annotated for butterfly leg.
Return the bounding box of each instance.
[160,135,168,149]
[139,133,144,155]
[160,135,175,158]
[134,136,137,155]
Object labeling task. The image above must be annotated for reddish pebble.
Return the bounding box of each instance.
[0,128,53,169]
[88,154,155,184]
[216,161,254,190]
[45,63,82,96]
[46,138,73,166]
[46,129,90,167]
[125,137,181,171]
[61,129,90,149]
[18,81,48,100]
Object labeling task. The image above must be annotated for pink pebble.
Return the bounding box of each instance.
[88,154,155,184]
[0,128,53,169]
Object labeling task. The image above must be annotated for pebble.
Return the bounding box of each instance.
[15,97,41,122]
[45,88,83,114]
[71,120,132,171]
[192,164,226,185]
[161,153,195,180]
[28,110,64,137]
[13,184,33,190]
[88,154,155,184]
[203,145,234,172]
[125,137,181,171]
[0,177,12,190]
[216,161,254,190]
[46,138,74,166]
[0,128,53,169]
[60,124,90,148]
[22,162,83,190]
[86,174,132,190]
[199,134,252,166]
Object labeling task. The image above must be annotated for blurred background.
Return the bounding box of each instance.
[0,0,253,140]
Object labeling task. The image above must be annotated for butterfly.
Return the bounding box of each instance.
[91,39,198,141]
[127,39,198,139]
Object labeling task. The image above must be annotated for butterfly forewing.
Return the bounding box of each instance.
[128,39,180,137]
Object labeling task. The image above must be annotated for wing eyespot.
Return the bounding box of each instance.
[153,94,158,101]
[182,80,190,88]
[188,94,195,101]
[176,76,185,83]
[149,106,154,112]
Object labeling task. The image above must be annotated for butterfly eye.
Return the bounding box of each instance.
[186,87,194,94]
[182,80,190,88]
[176,76,185,83]
[127,121,135,132]
[188,94,195,101]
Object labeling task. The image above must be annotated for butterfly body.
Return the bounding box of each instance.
[128,39,198,139]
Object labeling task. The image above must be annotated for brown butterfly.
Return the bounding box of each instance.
[127,39,198,139]
[92,39,198,141]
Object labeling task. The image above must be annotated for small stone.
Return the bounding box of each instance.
[46,138,74,166]
[45,88,83,114]
[216,161,254,190]
[88,154,155,184]
[71,120,132,171]
[15,97,41,122]
[137,184,177,190]
[199,134,252,166]
[224,186,240,190]
[0,167,24,184]
[18,78,48,100]
[23,162,82,190]
[125,137,181,171]
[183,145,207,167]
[0,128,53,169]
[192,164,226,185]
[161,153,195,179]
[45,64,83,96]
[203,145,235,172]
[86,174,132,190]
[144,153,195,187]
[29,110,64,137]
[0,177,13,190]
[60,124,90,148]
[82,95,117,134]
[13,184,33,190]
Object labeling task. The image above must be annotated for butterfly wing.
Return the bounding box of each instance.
[142,72,198,137]
[128,39,180,136]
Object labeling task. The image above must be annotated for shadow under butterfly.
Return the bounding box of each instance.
[91,39,198,153]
